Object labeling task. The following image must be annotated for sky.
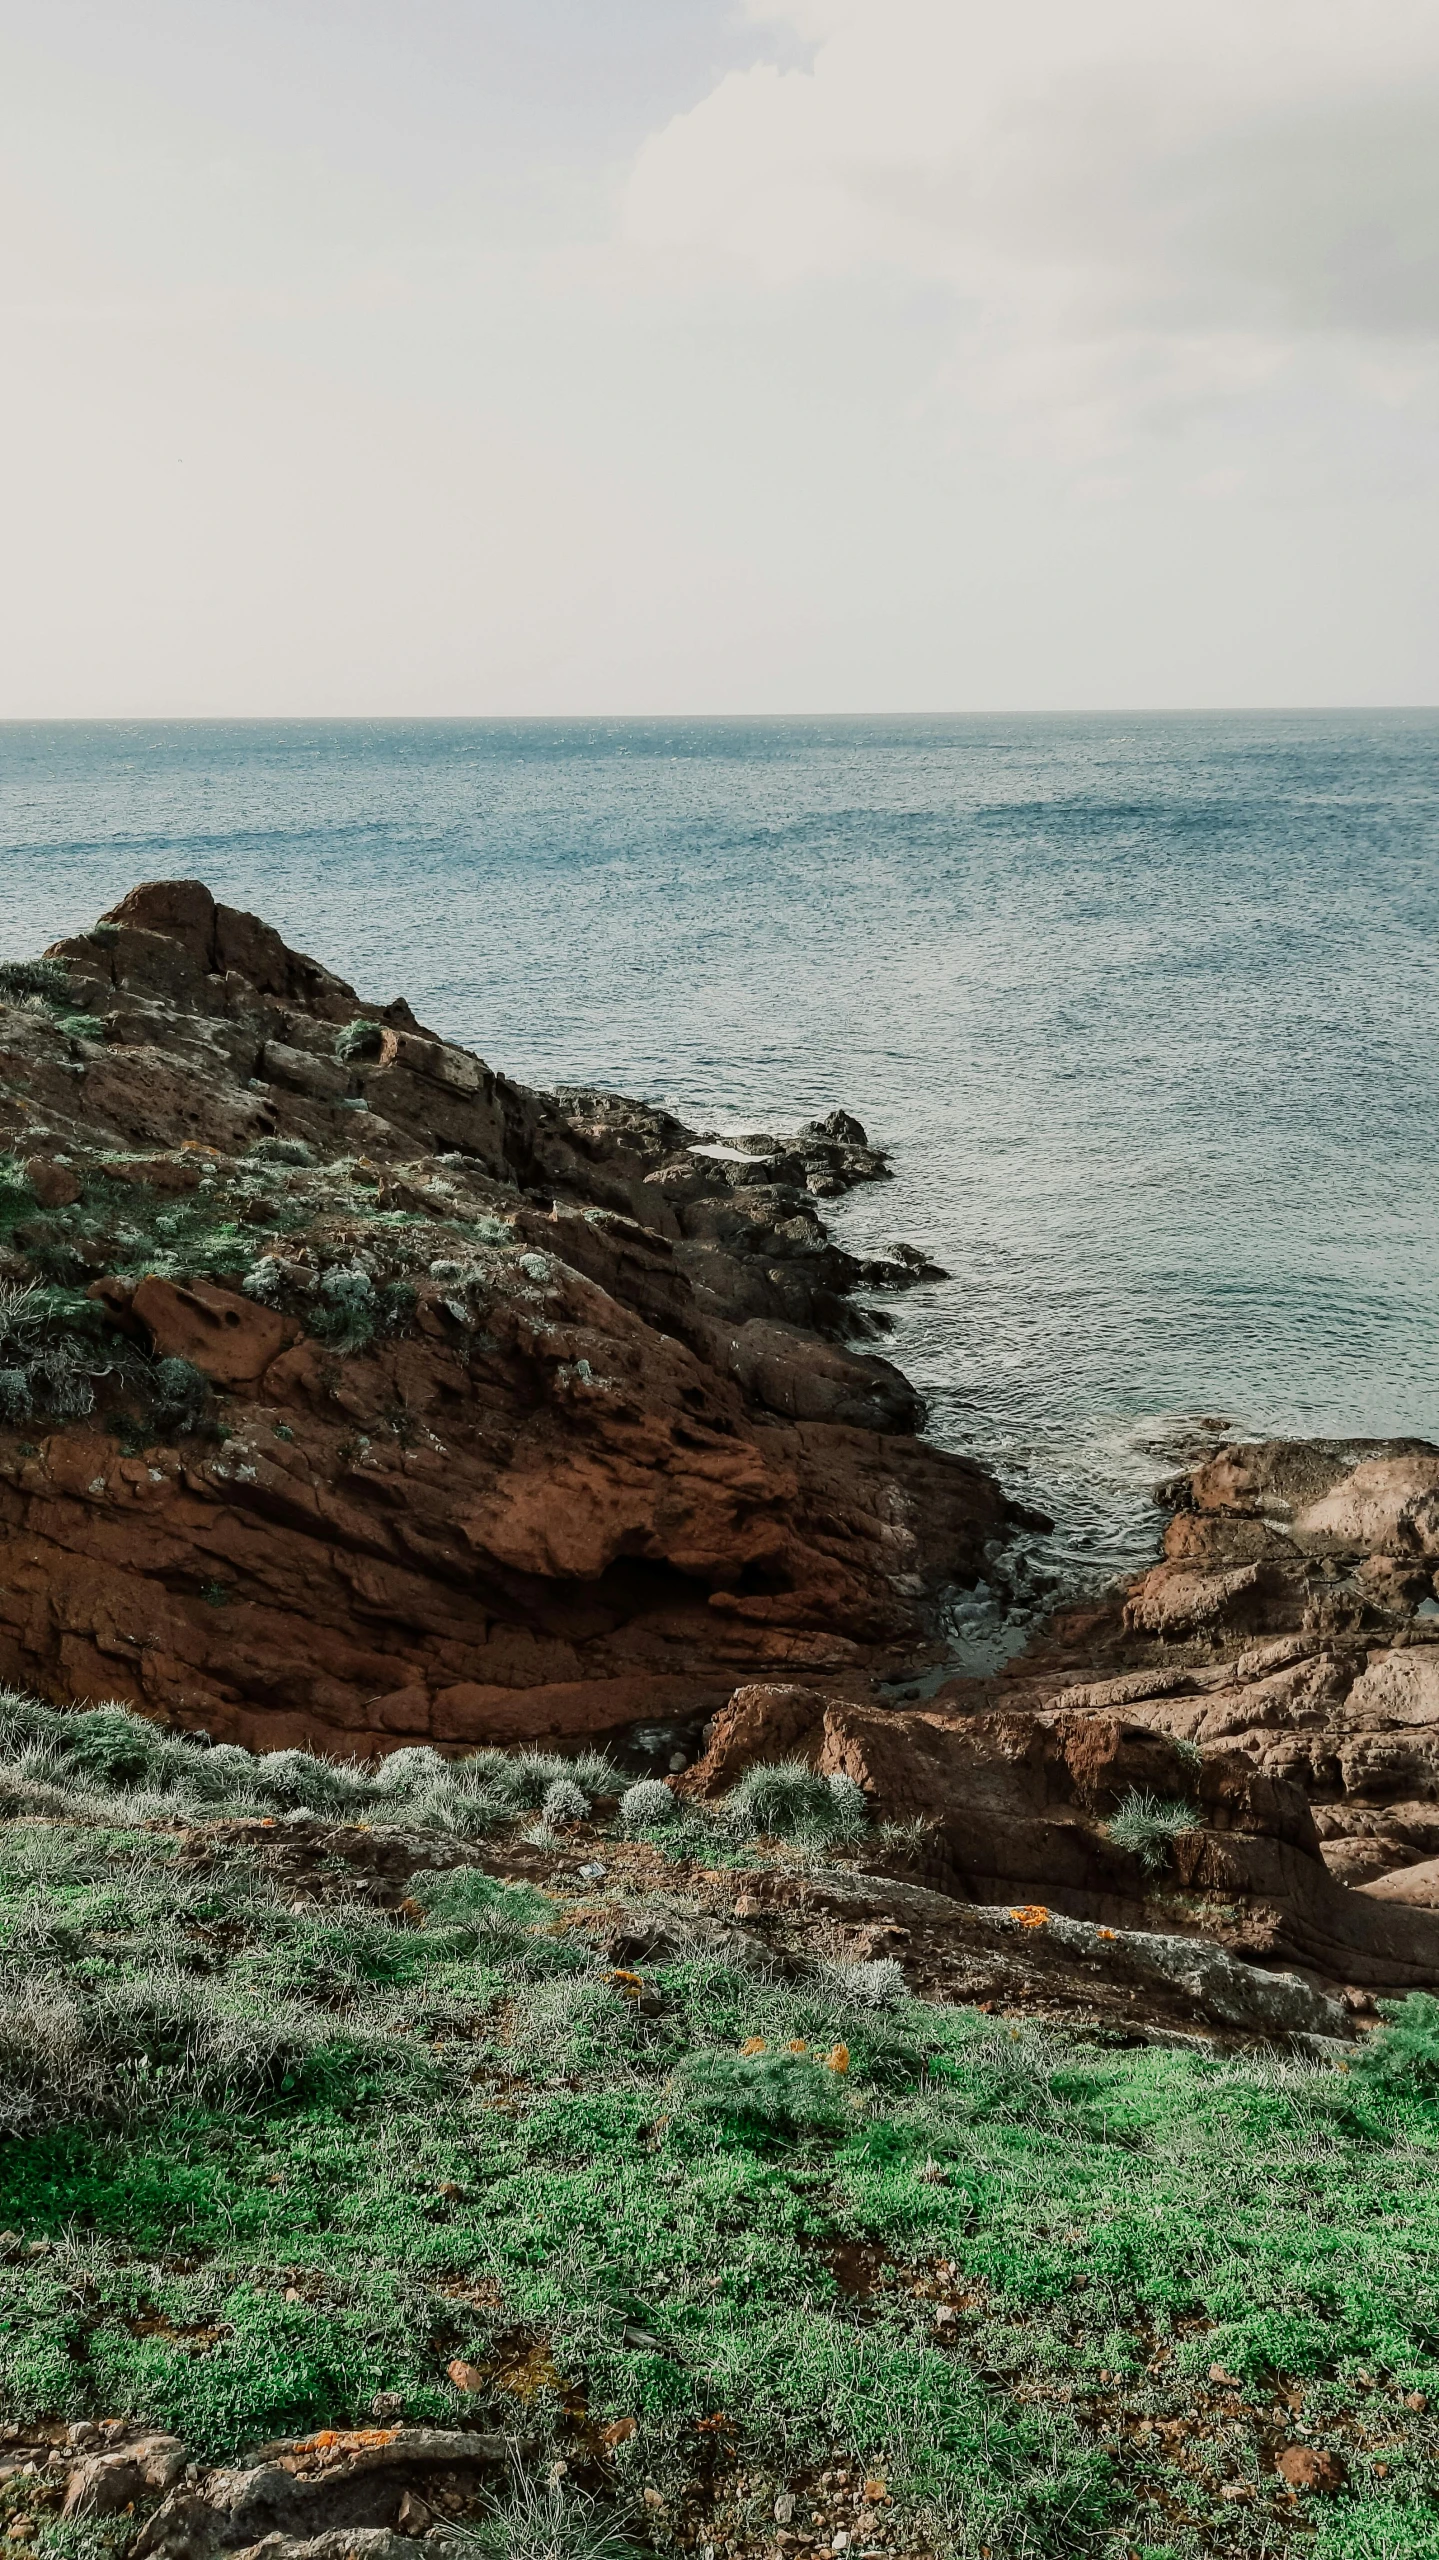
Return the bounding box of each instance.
[1,0,1437,714]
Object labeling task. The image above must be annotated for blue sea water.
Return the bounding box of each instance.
[2,713,1436,1632]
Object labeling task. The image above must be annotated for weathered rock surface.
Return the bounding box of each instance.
[686,1680,1439,1987]
[128,2429,506,2560]
[680,1426,1439,1992]
[967,1438,1439,1937]
[0,881,1026,1749]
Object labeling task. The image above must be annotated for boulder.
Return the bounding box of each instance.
[128,1278,298,1386]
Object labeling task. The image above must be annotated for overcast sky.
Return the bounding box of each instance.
[3,0,1437,713]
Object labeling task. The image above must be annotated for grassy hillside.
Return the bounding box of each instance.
[1,1698,1437,2560]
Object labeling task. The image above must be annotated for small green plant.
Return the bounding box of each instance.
[152,1357,210,1435]
[465,2465,640,2560]
[0,1367,33,1422]
[0,958,70,1002]
[619,1778,677,1832]
[724,1761,869,1843]
[1353,1990,1439,2100]
[1107,1789,1201,1874]
[542,1777,590,1826]
[55,1013,108,1042]
[335,1019,385,1063]
[675,2043,847,2138]
[310,1263,376,1347]
[408,1866,554,1931]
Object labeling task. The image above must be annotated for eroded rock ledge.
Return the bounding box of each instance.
[0,879,1030,1748]
[685,1434,1439,1994]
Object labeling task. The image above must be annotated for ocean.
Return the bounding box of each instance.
[3,712,1436,1648]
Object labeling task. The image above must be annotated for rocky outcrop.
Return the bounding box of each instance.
[681,1428,1439,1992]
[962,1438,1439,1923]
[686,1680,1439,1988]
[0,881,1025,1750]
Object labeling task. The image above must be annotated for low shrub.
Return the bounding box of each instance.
[310,1263,376,1347]
[542,1777,590,1826]
[619,1779,677,1833]
[0,958,70,1002]
[151,1357,211,1434]
[830,1956,907,2008]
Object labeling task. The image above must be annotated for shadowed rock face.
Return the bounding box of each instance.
[0,880,1026,1750]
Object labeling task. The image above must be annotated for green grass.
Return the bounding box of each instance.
[0,1709,1437,2559]
[1105,1793,1202,1876]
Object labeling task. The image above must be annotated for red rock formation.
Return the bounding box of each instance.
[686,1678,1439,1987]
[0,881,1024,1750]
[681,1428,1439,1992]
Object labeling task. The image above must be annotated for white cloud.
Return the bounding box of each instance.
[0,0,1435,711]
[622,2,1439,354]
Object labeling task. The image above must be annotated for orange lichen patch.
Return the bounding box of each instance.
[827,2043,850,2074]
[740,2036,767,2056]
[600,2418,637,2448]
[787,2038,809,2054]
[295,2429,398,2452]
[1097,1927,1118,1941]
[1009,1904,1049,1929]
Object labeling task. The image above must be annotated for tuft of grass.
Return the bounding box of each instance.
[619,1780,677,1834]
[675,2044,849,2140]
[462,2468,642,2560]
[723,1762,869,1845]
[1106,1787,1201,1874]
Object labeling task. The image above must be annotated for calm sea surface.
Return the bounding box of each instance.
[2,714,1436,1644]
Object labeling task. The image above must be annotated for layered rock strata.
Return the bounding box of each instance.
[0,881,1027,1748]
[684,1435,1439,1993]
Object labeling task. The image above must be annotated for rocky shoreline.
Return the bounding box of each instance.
[3,878,1438,2004]
[0,880,1032,1754]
